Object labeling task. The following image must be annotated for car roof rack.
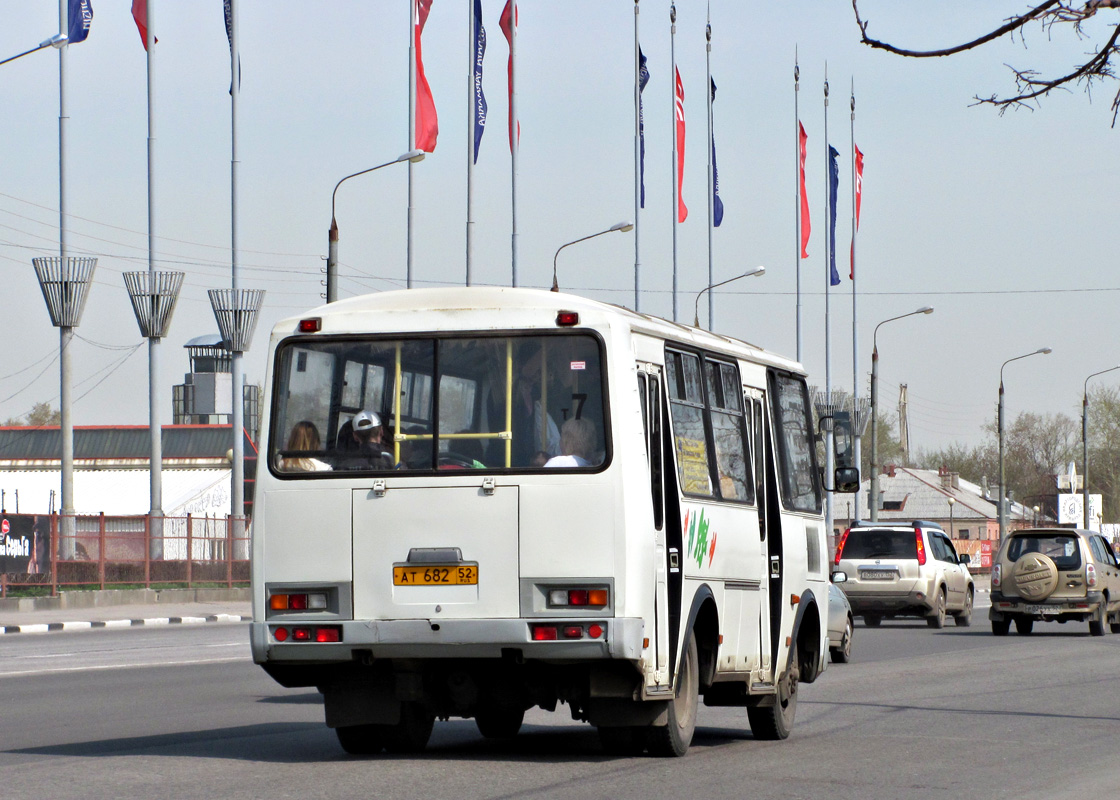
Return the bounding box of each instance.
[846,519,944,531]
[910,519,944,531]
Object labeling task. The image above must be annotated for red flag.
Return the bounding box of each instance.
[850,143,864,279]
[799,121,810,258]
[414,0,439,152]
[131,0,155,50]
[500,0,519,151]
[674,67,687,223]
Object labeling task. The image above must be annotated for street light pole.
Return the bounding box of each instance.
[1083,365,1120,530]
[326,149,425,303]
[868,306,933,521]
[948,496,955,539]
[693,266,765,327]
[998,347,1052,541]
[551,221,634,293]
[0,33,67,67]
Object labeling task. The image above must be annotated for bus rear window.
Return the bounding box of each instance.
[270,334,608,476]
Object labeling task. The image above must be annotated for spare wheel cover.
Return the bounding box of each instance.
[1013,553,1059,600]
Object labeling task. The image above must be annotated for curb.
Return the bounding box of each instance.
[1,613,250,636]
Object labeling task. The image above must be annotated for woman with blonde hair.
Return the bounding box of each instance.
[280,420,331,472]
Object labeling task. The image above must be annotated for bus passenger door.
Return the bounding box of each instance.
[749,392,774,679]
[638,365,670,687]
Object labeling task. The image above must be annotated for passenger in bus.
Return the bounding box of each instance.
[544,417,596,468]
[481,341,560,466]
[530,450,550,468]
[336,410,394,470]
[280,421,331,472]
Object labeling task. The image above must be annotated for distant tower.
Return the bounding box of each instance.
[172,334,260,439]
[898,383,910,465]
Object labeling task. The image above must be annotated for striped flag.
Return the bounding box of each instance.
[131,0,153,50]
[850,144,864,279]
[472,0,487,163]
[414,0,439,152]
[500,0,519,151]
[675,67,687,223]
[828,144,840,287]
[710,77,723,227]
[799,122,810,258]
[68,0,93,44]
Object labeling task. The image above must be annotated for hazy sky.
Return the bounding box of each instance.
[1,1,1116,455]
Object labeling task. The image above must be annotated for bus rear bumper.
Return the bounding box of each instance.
[250,617,645,664]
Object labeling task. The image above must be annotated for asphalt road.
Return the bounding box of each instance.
[3,614,1120,800]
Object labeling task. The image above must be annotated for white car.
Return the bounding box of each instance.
[827,574,854,663]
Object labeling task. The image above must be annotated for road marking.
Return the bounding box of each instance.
[0,655,249,680]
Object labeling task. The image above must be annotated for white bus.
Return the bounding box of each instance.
[250,287,856,757]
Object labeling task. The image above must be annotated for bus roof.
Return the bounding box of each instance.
[273,287,805,375]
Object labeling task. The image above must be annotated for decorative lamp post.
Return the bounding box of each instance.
[868,306,933,521]
[948,496,955,539]
[33,256,97,559]
[998,347,1052,541]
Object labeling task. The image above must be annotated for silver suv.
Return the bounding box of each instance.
[835,521,975,628]
[989,528,1120,636]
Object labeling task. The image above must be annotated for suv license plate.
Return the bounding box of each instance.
[860,570,896,581]
[1025,604,1060,614]
[393,565,479,586]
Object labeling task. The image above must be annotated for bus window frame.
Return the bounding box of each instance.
[267,330,613,480]
[765,368,823,515]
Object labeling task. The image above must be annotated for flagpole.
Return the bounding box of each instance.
[670,3,678,322]
[509,0,519,287]
[229,0,245,522]
[705,8,714,328]
[823,64,834,540]
[794,51,801,363]
[466,0,475,286]
[146,0,164,552]
[57,0,75,558]
[408,0,417,289]
[850,79,861,521]
[633,0,641,312]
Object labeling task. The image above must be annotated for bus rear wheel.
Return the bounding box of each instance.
[747,641,799,740]
[646,631,699,757]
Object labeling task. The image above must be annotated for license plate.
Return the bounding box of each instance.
[393,564,478,586]
[860,570,896,581]
[1025,605,1060,614]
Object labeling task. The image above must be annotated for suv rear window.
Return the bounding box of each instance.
[840,529,918,560]
[1007,534,1081,571]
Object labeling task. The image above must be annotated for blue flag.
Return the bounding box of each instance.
[473,0,488,163]
[711,78,724,227]
[828,144,840,287]
[639,47,650,208]
[67,0,93,44]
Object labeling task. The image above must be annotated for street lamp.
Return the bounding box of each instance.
[947,496,955,539]
[0,33,67,67]
[868,306,934,521]
[1083,366,1120,530]
[692,266,766,327]
[551,221,634,292]
[326,149,425,303]
[998,347,1052,540]
[1033,504,1040,527]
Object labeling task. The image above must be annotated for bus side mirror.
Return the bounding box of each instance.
[820,410,860,494]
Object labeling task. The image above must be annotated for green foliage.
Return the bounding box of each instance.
[3,402,60,427]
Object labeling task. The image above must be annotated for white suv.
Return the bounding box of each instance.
[834,521,975,628]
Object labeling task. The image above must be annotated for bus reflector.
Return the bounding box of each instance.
[589,624,604,639]
[298,318,321,333]
[315,627,341,643]
[556,311,579,326]
[531,625,558,641]
[274,627,289,642]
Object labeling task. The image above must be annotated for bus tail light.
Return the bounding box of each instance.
[298,318,321,333]
[563,626,583,639]
[269,591,329,611]
[556,311,579,326]
[532,625,558,641]
[273,625,341,643]
[547,587,609,608]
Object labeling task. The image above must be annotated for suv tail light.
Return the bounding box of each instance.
[835,528,851,566]
[1087,561,1098,588]
[991,564,1001,589]
[915,530,927,566]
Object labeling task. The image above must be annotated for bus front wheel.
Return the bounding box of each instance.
[646,631,699,757]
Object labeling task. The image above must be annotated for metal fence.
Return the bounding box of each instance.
[0,513,249,597]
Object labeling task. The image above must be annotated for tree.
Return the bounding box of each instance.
[852,1,1120,122]
[1087,384,1120,521]
[3,402,61,427]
